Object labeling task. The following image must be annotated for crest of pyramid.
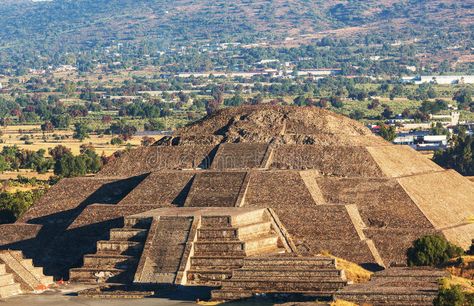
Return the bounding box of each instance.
[0,105,472,299]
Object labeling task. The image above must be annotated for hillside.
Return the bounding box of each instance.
[1,1,472,47]
[0,0,474,75]
[1,1,471,46]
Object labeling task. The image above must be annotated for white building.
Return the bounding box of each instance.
[403,75,474,85]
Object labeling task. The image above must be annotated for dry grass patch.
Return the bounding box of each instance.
[331,300,358,306]
[440,275,474,294]
[320,252,373,283]
[445,256,474,281]
[0,125,142,156]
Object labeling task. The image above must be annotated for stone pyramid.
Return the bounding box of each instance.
[0,105,472,290]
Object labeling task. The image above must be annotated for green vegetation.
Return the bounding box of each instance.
[0,145,103,178]
[434,133,474,176]
[0,190,45,224]
[378,124,396,142]
[52,145,102,178]
[73,122,91,141]
[434,285,474,306]
[0,1,472,76]
[0,146,53,174]
[407,235,464,267]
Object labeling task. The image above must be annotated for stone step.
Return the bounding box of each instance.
[83,254,137,269]
[187,269,233,282]
[21,264,48,280]
[232,268,344,279]
[123,217,152,229]
[96,240,142,253]
[211,289,254,300]
[211,289,334,301]
[238,222,272,239]
[232,210,267,227]
[0,274,14,286]
[0,264,5,275]
[201,216,232,228]
[198,222,273,240]
[244,234,279,253]
[109,228,148,241]
[6,252,54,286]
[193,250,247,258]
[198,227,239,240]
[69,267,129,284]
[0,251,51,290]
[246,246,285,257]
[38,275,54,285]
[222,279,347,291]
[190,256,245,267]
[336,293,437,304]
[194,241,244,253]
[244,257,336,268]
[0,283,21,299]
[187,279,224,287]
[78,287,154,298]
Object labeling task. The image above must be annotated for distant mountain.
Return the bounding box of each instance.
[1,0,472,46]
[0,0,472,72]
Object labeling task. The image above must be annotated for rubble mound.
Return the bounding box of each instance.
[157,105,385,146]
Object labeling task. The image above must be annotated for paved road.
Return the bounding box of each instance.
[0,286,276,306]
[0,294,196,306]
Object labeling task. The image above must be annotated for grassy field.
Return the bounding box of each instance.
[0,124,143,156]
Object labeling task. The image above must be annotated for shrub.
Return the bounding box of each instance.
[407,235,464,267]
[379,124,396,142]
[434,285,466,306]
[468,240,474,255]
[110,137,124,145]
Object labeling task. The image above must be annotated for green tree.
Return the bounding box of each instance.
[434,133,473,175]
[434,285,466,306]
[224,94,245,107]
[109,120,137,141]
[349,110,365,120]
[0,190,44,224]
[0,155,11,173]
[144,119,165,131]
[73,122,91,141]
[381,107,394,119]
[453,88,472,109]
[51,114,71,129]
[431,122,449,136]
[54,153,87,178]
[330,96,343,108]
[379,124,396,141]
[61,81,77,97]
[110,137,124,145]
[49,145,72,161]
[80,148,102,174]
[407,235,464,267]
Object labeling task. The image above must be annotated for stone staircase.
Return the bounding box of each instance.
[335,267,447,306]
[0,250,54,293]
[138,216,195,284]
[69,217,151,284]
[187,210,286,286]
[0,263,21,298]
[211,257,348,301]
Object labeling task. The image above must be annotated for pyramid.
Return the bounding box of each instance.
[0,105,472,291]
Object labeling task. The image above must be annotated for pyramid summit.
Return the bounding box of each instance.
[0,105,473,302]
